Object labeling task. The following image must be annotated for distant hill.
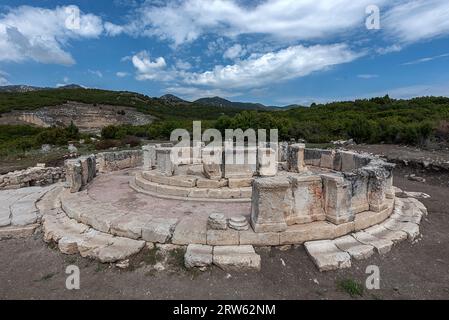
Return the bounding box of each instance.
[194,96,269,110]
[0,85,47,93]
[159,94,188,104]
[0,84,84,93]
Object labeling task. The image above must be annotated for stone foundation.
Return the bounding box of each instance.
[0,166,64,190]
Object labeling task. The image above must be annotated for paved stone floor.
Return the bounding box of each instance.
[0,174,448,299]
[88,170,251,220]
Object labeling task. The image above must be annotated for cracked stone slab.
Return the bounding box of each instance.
[172,218,207,245]
[141,217,178,243]
[305,240,351,271]
[364,225,408,244]
[381,219,420,241]
[184,244,213,269]
[0,224,39,240]
[352,231,393,255]
[93,237,145,263]
[333,235,374,260]
[213,245,261,271]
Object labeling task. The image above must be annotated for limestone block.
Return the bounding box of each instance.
[344,171,370,214]
[287,174,325,225]
[321,173,353,224]
[304,148,321,167]
[202,147,223,166]
[94,237,145,263]
[279,142,289,162]
[168,176,198,188]
[213,245,261,271]
[156,148,176,176]
[142,145,156,170]
[172,218,207,245]
[141,218,178,243]
[65,159,82,193]
[207,188,241,199]
[184,244,213,269]
[156,184,190,197]
[352,231,393,255]
[196,178,227,188]
[229,215,249,231]
[333,235,374,260]
[228,178,253,189]
[58,237,79,255]
[258,147,277,177]
[320,150,336,169]
[340,151,358,172]
[0,224,38,240]
[239,230,280,246]
[304,240,351,272]
[79,156,90,186]
[208,213,228,230]
[381,219,420,241]
[250,176,290,233]
[188,188,209,198]
[203,164,223,180]
[354,202,393,231]
[223,147,256,178]
[279,221,335,245]
[239,187,252,198]
[364,161,393,212]
[10,199,38,226]
[207,229,239,245]
[364,225,408,244]
[287,144,306,172]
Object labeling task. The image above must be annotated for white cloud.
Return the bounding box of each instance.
[0,70,9,85]
[223,44,246,60]
[104,22,125,36]
[0,5,104,65]
[116,71,130,78]
[175,60,192,70]
[132,50,168,80]
[117,0,386,45]
[183,44,361,89]
[357,74,379,79]
[88,69,103,78]
[401,53,449,66]
[384,0,449,43]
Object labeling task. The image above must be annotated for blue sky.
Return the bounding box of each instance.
[1,0,449,106]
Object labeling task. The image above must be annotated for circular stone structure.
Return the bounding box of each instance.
[37,144,428,271]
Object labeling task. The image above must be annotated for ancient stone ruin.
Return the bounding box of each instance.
[2,142,427,272]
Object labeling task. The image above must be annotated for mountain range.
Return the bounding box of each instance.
[0,84,303,109]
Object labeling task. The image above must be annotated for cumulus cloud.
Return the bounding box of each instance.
[132,50,168,80]
[115,0,386,45]
[0,5,103,65]
[183,44,361,89]
[384,0,449,43]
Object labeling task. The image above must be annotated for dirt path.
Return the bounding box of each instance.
[1,173,448,300]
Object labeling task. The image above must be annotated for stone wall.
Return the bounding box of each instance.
[0,166,64,190]
[97,150,143,173]
[251,147,395,233]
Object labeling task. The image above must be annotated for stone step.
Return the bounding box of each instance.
[42,210,145,263]
[212,245,261,271]
[352,231,393,255]
[133,173,251,202]
[333,235,374,261]
[304,240,351,271]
